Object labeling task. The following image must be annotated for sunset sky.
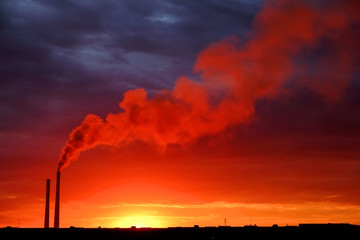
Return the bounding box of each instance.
[1,0,360,228]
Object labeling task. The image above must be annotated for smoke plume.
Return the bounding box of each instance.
[59,0,360,170]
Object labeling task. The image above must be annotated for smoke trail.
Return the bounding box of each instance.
[58,0,360,170]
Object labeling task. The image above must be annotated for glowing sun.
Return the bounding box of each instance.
[116,215,163,228]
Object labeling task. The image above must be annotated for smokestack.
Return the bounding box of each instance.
[54,167,60,228]
[44,179,50,228]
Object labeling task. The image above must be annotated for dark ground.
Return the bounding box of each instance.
[1,224,359,240]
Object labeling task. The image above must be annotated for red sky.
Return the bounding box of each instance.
[1,0,360,228]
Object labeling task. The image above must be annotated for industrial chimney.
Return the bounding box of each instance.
[54,167,60,228]
[44,179,50,228]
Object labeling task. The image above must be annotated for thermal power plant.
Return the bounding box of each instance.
[54,167,60,228]
[44,179,50,228]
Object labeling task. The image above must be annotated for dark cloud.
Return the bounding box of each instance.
[0,0,259,134]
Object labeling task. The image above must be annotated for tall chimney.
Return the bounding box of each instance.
[54,167,60,228]
[44,179,50,228]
